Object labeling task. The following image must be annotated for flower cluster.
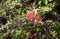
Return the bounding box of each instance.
[25,11,42,26]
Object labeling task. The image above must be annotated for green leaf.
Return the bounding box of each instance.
[10,6,15,9]
[45,0,48,5]
[2,12,6,15]
[46,20,52,22]
[49,0,53,1]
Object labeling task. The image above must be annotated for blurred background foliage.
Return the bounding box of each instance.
[0,0,60,39]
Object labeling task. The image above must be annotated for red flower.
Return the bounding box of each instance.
[29,32,35,39]
[36,17,42,22]
[25,12,34,20]
[31,17,42,26]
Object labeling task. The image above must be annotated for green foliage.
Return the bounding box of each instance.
[0,0,60,39]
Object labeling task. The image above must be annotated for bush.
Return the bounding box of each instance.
[0,0,60,39]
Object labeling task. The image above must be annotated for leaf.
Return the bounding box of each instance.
[10,6,15,9]
[2,12,6,15]
[50,31,57,37]
[46,20,52,22]
[49,0,53,1]
[45,0,48,5]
